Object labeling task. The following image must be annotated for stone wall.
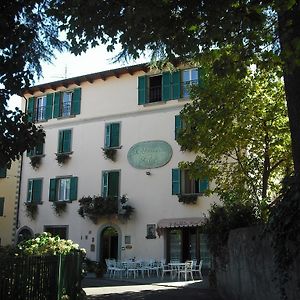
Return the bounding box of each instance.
[216,226,300,300]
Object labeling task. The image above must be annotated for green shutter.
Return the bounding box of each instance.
[138,76,148,105]
[108,171,119,198]
[62,130,72,153]
[27,97,35,122]
[110,123,120,148]
[27,180,33,202]
[35,143,44,155]
[53,92,61,118]
[0,197,4,216]
[198,68,203,87]
[70,177,78,201]
[49,178,57,202]
[27,149,34,157]
[172,71,181,99]
[46,93,53,120]
[0,167,7,178]
[72,88,81,115]
[172,168,181,195]
[104,124,111,148]
[175,115,183,140]
[102,172,108,197]
[58,131,64,153]
[199,178,209,193]
[33,179,42,203]
[162,72,171,101]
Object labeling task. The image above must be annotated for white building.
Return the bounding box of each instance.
[17,63,220,266]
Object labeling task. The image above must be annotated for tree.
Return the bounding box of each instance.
[0,0,66,168]
[177,65,292,208]
[54,0,300,177]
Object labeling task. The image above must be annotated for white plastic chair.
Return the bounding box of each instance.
[192,259,203,280]
[178,260,194,281]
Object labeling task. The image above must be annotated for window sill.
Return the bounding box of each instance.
[57,114,76,120]
[55,151,73,156]
[102,145,122,150]
[29,154,45,158]
[142,101,166,107]
[26,201,43,205]
[35,119,48,124]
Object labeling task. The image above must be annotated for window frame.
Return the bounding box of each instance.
[0,197,4,217]
[104,122,121,149]
[101,170,120,199]
[57,129,73,154]
[35,96,47,122]
[27,178,43,204]
[181,68,199,98]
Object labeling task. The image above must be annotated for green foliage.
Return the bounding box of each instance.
[17,232,85,256]
[178,67,292,209]
[78,195,134,223]
[52,201,67,216]
[267,175,300,300]
[203,201,261,263]
[29,155,42,169]
[102,147,117,161]
[56,153,71,165]
[178,194,198,205]
[0,0,66,168]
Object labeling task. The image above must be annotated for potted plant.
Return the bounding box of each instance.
[178,194,198,204]
[25,202,38,220]
[101,147,117,161]
[52,201,67,216]
[29,156,42,169]
[55,153,71,165]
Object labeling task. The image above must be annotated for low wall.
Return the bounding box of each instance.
[216,226,300,300]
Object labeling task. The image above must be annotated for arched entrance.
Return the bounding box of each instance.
[16,226,34,244]
[100,226,119,262]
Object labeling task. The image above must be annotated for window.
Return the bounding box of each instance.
[53,88,81,118]
[27,94,53,123]
[44,225,68,239]
[105,123,120,148]
[0,197,4,216]
[27,143,44,157]
[0,167,7,178]
[102,171,120,199]
[182,68,199,98]
[58,129,72,154]
[27,179,43,203]
[35,96,47,122]
[138,71,181,104]
[49,177,78,202]
[172,168,208,195]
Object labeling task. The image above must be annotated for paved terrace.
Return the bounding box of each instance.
[82,273,222,300]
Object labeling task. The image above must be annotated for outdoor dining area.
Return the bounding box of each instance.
[105,258,203,281]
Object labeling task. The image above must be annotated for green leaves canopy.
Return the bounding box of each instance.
[178,65,292,205]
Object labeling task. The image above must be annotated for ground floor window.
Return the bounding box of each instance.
[44,225,68,239]
[100,226,119,262]
[166,227,211,265]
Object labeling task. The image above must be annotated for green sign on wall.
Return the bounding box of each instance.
[127,140,173,169]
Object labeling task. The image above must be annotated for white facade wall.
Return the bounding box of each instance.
[18,67,220,261]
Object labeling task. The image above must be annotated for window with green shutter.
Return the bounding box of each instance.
[53,88,81,118]
[172,168,208,195]
[27,97,35,122]
[27,179,43,203]
[0,167,7,178]
[102,171,120,199]
[49,177,78,202]
[27,143,44,157]
[182,68,200,98]
[58,129,72,153]
[0,197,4,216]
[105,123,120,148]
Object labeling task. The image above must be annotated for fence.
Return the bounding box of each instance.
[0,252,83,300]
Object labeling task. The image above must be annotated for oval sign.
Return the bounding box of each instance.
[127,140,173,169]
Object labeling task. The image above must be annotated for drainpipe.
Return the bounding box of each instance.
[14,96,28,243]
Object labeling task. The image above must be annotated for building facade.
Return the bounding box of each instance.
[18,63,220,266]
[0,160,21,246]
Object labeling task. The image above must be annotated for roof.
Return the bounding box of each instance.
[23,62,149,95]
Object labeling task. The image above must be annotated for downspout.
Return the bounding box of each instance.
[14,96,28,243]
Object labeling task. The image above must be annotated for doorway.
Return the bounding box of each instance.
[100,226,119,263]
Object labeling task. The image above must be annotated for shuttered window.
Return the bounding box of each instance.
[58,129,72,153]
[102,171,120,199]
[175,115,183,140]
[0,197,4,216]
[0,167,7,178]
[27,179,43,203]
[105,123,120,148]
[172,168,209,195]
[49,177,78,202]
[27,143,44,157]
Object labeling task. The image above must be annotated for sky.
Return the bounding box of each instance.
[8,45,149,110]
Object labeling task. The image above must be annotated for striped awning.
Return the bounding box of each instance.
[156,217,205,236]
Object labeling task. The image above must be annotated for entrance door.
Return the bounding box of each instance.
[100,226,119,262]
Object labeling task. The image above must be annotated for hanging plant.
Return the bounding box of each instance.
[178,194,198,204]
[101,148,117,161]
[55,153,71,165]
[52,201,67,216]
[29,156,42,169]
[25,202,38,220]
[119,195,135,220]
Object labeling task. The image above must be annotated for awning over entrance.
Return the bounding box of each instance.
[156,217,205,236]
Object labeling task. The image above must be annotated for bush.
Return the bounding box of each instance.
[17,232,86,256]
